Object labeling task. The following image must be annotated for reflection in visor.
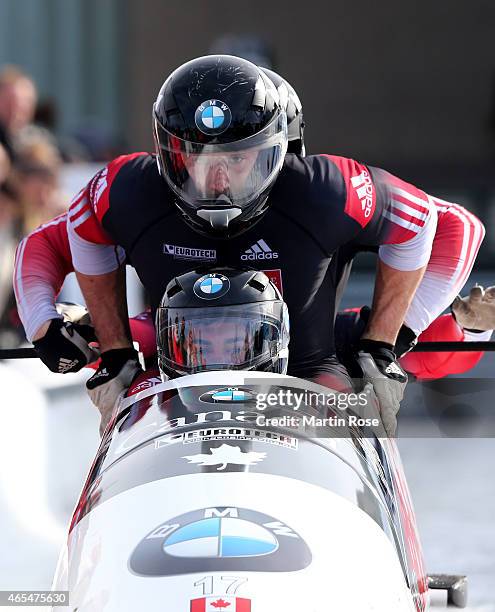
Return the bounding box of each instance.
[155,114,287,209]
[157,303,287,376]
[166,315,279,373]
[181,149,260,200]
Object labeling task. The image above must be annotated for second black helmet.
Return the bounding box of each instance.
[156,267,290,378]
[260,67,305,155]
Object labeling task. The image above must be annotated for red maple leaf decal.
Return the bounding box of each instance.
[211,599,231,609]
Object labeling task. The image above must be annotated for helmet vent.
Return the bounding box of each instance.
[248,278,266,293]
[166,282,182,299]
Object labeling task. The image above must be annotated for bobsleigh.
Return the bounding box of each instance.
[52,370,467,611]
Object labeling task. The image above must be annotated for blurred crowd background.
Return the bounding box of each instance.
[0,0,494,604]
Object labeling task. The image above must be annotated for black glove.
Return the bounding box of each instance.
[86,348,143,435]
[33,318,98,373]
[334,305,417,360]
[394,324,418,358]
[355,339,408,436]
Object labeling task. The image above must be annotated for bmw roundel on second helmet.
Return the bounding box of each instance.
[156,268,289,378]
[193,273,231,300]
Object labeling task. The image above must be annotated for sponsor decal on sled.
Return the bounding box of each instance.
[190,596,251,612]
[199,387,256,404]
[153,426,298,450]
[182,444,267,470]
[130,506,311,576]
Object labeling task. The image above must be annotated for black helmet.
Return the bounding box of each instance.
[156,267,289,379]
[153,55,288,238]
[260,68,305,155]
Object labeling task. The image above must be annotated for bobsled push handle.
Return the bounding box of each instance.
[428,574,467,608]
[0,347,38,359]
[0,302,96,360]
[412,341,495,352]
[1,340,495,360]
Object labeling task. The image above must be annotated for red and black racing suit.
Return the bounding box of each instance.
[14,153,486,384]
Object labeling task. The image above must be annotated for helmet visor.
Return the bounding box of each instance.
[155,114,287,210]
[156,302,288,375]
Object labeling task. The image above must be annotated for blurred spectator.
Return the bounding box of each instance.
[0,66,69,346]
[0,65,37,163]
[0,127,67,346]
[0,142,11,185]
[0,64,121,345]
[0,148,21,347]
[8,125,66,234]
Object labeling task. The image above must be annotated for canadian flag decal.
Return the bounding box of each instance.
[190,596,251,612]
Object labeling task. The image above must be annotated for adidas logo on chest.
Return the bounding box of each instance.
[241,239,279,261]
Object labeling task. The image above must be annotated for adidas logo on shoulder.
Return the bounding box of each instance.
[350,170,374,218]
[241,239,278,261]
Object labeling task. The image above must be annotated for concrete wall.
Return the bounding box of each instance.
[0,0,122,135]
[124,0,495,168]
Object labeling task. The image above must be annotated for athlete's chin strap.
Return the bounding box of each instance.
[197,207,242,230]
[196,195,242,230]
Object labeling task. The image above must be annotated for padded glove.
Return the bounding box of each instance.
[451,285,495,331]
[355,339,408,436]
[33,318,98,373]
[86,347,142,435]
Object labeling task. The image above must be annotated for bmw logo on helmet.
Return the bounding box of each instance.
[195,99,232,135]
[193,273,230,300]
